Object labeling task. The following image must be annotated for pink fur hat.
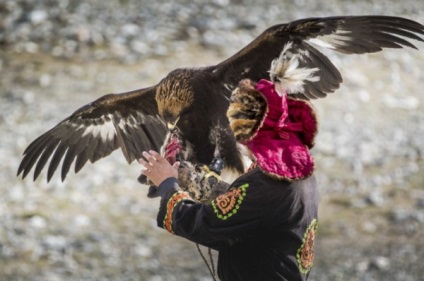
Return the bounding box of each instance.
[227,79,318,180]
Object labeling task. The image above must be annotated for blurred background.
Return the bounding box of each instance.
[1,0,423,280]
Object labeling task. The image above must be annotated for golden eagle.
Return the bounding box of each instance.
[17,16,424,182]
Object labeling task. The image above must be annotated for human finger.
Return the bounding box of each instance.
[138,158,150,167]
[138,158,152,174]
[141,168,151,175]
[142,151,157,164]
[172,161,180,169]
[149,150,165,162]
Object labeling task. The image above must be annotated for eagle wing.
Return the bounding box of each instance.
[17,87,167,182]
[212,15,424,99]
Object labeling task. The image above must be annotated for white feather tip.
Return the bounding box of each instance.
[269,43,320,94]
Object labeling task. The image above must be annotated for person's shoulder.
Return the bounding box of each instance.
[234,168,317,199]
[232,167,292,191]
[233,167,276,183]
[290,174,317,189]
[238,167,315,185]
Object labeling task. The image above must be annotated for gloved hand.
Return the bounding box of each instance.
[177,160,230,203]
[138,156,230,202]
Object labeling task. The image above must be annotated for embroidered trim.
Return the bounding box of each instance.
[246,161,258,173]
[297,219,318,274]
[211,183,249,220]
[163,191,191,234]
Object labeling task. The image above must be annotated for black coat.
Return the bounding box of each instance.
[156,167,318,281]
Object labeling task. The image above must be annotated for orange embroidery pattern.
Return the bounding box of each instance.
[246,162,258,173]
[163,191,192,234]
[211,184,249,220]
[297,219,318,273]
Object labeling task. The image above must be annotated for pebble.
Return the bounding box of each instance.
[417,198,424,208]
[29,216,47,229]
[365,190,385,207]
[370,256,391,271]
[391,208,424,224]
[42,235,68,251]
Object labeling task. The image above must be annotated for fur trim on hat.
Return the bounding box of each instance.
[227,79,268,143]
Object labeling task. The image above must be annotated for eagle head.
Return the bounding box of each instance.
[156,68,195,130]
[156,69,198,162]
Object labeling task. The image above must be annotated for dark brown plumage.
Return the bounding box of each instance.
[17,15,424,182]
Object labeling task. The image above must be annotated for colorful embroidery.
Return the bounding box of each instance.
[211,183,249,220]
[297,219,318,274]
[163,191,192,234]
[246,161,258,173]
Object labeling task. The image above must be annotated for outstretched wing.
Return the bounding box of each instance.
[212,15,424,99]
[17,86,167,182]
[288,16,424,54]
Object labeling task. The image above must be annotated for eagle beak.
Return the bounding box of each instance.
[167,123,174,131]
[167,117,180,132]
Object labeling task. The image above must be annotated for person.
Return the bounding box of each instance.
[139,77,319,281]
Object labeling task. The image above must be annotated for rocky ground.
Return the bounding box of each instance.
[1,0,423,280]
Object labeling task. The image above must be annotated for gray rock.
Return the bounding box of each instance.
[365,190,385,207]
[370,256,391,271]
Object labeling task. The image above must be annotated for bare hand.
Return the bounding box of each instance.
[138,150,180,187]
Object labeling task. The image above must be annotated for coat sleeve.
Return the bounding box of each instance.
[156,176,268,250]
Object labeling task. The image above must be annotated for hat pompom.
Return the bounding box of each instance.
[227,79,268,143]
